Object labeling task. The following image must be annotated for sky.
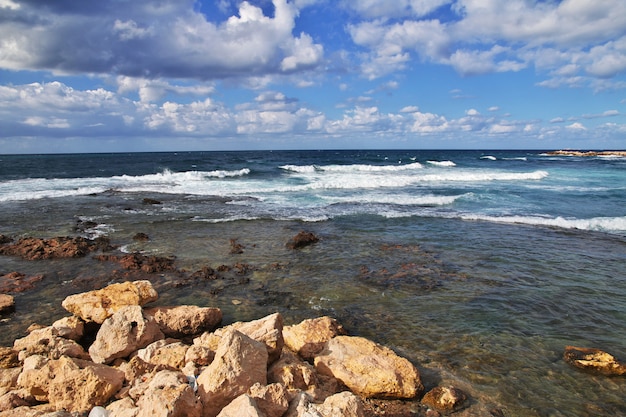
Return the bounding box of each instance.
[0,0,625,153]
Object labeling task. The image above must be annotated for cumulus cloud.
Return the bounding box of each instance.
[0,0,324,80]
[347,0,626,83]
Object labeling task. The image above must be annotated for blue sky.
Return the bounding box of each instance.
[0,0,625,153]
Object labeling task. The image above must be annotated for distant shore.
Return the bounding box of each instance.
[545,150,626,157]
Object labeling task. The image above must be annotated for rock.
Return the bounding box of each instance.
[0,236,111,260]
[284,391,320,417]
[563,345,626,376]
[316,391,365,417]
[247,382,289,417]
[47,359,125,413]
[132,233,150,242]
[62,281,159,324]
[283,316,346,361]
[51,316,85,341]
[314,336,423,399]
[268,349,337,401]
[118,356,159,384]
[144,306,222,338]
[286,231,319,250]
[142,198,162,205]
[196,329,268,417]
[134,370,202,417]
[18,355,123,410]
[421,386,468,413]
[185,345,214,367]
[0,272,44,294]
[106,397,139,417]
[0,296,14,314]
[95,253,176,274]
[0,348,19,369]
[216,394,264,417]
[195,312,283,364]
[13,326,89,361]
[0,368,21,391]
[89,305,164,364]
[136,340,188,370]
[0,389,37,411]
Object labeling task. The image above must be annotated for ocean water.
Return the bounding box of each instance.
[0,150,625,416]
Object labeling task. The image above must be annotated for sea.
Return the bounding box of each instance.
[0,149,625,416]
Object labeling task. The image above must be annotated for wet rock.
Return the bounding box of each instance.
[0,235,12,245]
[142,198,162,205]
[144,305,222,338]
[229,238,244,255]
[132,233,150,242]
[0,295,14,314]
[0,236,112,260]
[563,345,626,376]
[96,253,176,274]
[89,305,164,364]
[286,231,319,250]
[314,335,423,399]
[196,329,268,417]
[283,316,346,361]
[189,266,220,281]
[421,386,468,413]
[0,272,44,294]
[61,280,159,324]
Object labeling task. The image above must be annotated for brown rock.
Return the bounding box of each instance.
[247,382,289,417]
[137,340,189,370]
[421,386,468,413]
[96,253,176,273]
[185,345,214,367]
[0,236,111,260]
[563,345,626,376]
[0,272,44,294]
[286,231,319,250]
[283,316,346,361]
[0,389,37,411]
[314,336,423,399]
[0,295,14,314]
[0,348,19,369]
[196,329,268,417]
[134,370,202,417]
[89,305,164,364]
[61,280,158,324]
[145,305,222,338]
[106,397,139,417]
[13,326,89,361]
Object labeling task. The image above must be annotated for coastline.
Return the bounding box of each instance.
[545,149,626,157]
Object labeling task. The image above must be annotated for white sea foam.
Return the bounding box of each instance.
[458,214,626,233]
[426,160,456,167]
[481,155,497,160]
[281,162,424,173]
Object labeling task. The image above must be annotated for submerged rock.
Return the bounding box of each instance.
[0,272,44,294]
[286,231,319,250]
[0,236,112,260]
[0,295,15,314]
[421,386,468,413]
[563,345,626,376]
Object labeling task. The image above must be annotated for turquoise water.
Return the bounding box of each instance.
[0,150,625,416]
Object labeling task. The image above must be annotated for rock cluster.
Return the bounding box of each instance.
[0,280,469,416]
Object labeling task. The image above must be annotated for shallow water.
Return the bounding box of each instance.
[1,150,625,416]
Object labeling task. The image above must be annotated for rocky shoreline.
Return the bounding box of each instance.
[0,279,471,417]
[545,150,626,157]
[1,233,625,416]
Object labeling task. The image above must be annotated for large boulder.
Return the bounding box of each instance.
[563,345,626,376]
[195,312,283,364]
[62,280,158,324]
[216,394,264,417]
[314,336,423,399]
[247,382,289,417]
[144,306,222,338]
[18,355,123,411]
[283,316,346,361]
[284,391,364,417]
[89,305,164,364]
[196,329,268,417]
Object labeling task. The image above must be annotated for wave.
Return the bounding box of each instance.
[480,155,497,160]
[280,162,424,173]
[426,160,456,167]
[324,193,468,206]
[458,214,626,234]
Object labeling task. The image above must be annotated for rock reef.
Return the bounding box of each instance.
[0,280,470,417]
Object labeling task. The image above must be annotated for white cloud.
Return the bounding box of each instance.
[567,122,587,130]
